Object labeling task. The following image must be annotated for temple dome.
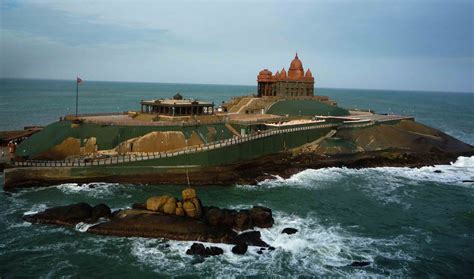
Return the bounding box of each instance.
[305,68,313,78]
[258,69,272,76]
[288,53,304,80]
[279,68,287,79]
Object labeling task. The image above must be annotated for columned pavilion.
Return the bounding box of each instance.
[140,93,215,116]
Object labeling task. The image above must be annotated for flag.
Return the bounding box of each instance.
[77,77,83,84]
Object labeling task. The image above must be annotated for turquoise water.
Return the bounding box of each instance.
[1,79,473,277]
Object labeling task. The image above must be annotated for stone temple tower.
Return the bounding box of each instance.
[257,53,315,98]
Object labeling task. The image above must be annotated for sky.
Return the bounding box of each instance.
[0,0,472,92]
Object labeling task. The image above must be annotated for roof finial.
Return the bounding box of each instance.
[295,51,298,58]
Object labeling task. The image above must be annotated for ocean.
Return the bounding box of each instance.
[1,78,473,277]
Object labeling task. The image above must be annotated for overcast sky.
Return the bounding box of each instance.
[1,0,472,92]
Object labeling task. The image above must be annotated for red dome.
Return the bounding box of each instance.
[258,69,272,76]
[288,53,304,80]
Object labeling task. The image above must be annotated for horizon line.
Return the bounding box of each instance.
[1,77,472,95]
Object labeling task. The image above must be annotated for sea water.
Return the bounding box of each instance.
[0,79,473,277]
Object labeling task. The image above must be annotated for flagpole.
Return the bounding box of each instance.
[75,79,79,117]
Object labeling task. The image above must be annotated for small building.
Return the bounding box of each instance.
[257,53,315,98]
[140,93,215,116]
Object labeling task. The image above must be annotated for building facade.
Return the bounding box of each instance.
[257,53,314,98]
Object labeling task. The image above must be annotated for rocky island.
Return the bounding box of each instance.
[3,54,473,188]
[23,188,278,256]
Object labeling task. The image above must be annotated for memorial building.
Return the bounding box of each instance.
[257,53,315,98]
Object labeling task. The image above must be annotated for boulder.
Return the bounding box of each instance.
[204,207,224,226]
[146,195,174,212]
[162,200,177,215]
[183,201,198,218]
[23,202,93,225]
[186,243,224,257]
[281,228,298,235]
[233,211,253,231]
[231,243,248,255]
[249,206,274,228]
[90,203,112,222]
[175,207,185,216]
[222,209,237,227]
[235,231,270,247]
[191,197,202,217]
[182,188,197,200]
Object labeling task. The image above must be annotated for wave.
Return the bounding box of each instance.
[56,182,127,198]
[127,211,415,277]
[247,156,474,190]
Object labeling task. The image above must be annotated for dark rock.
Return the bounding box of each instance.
[186,243,223,257]
[204,207,224,226]
[233,211,253,231]
[268,247,275,251]
[222,209,237,227]
[462,180,474,183]
[89,209,237,243]
[203,207,238,229]
[231,243,248,255]
[249,206,274,228]
[433,170,442,173]
[281,228,298,235]
[90,203,112,222]
[23,202,93,225]
[235,231,270,247]
[257,250,263,255]
[131,202,147,210]
[350,261,371,267]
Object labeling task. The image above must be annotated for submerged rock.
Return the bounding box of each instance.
[350,261,371,267]
[281,228,298,235]
[235,231,271,247]
[231,243,248,255]
[186,243,224,257]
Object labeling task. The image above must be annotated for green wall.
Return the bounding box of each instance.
[267,100,349,116]
[16,121,234,158]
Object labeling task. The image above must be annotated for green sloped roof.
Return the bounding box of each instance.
[15,121,234,159]
[267,100,349,116]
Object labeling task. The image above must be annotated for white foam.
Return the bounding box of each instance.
[126,211,415,277]
[243,156,474,189]
[74,218,109,232]
[23,203,48,216]
[56,182,124,198]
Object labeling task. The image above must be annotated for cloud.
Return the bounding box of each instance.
[1,0,473,92]
[1,2,169,45]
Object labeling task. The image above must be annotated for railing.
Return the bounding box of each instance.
[14,122,339,168]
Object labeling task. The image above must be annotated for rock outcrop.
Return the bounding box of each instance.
[145,188,203,218]
[22,202,111,226]
[186,243,224,257]
[23,188,273,247]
